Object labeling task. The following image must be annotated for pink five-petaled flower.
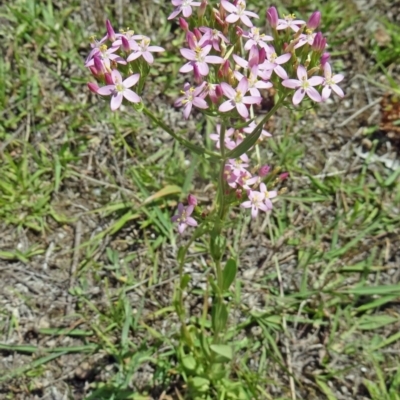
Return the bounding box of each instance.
[97,70,141,111]
[322,62,344,101]
[85,44,126,70]
[180,44,223,76]
[282,65,324,105]
[219,77,261,119]
[234,66,273,97]
[168,0,201,20]
[174,82,208,119]
[199,27,229,52]
[171,203,197,234]
[260,45,291,80]
[241,190,268,218]
[127,38,165,64]
[243,27,273,50]
[276,14,305,32]
[209,124,235,149]
[221,0,259,28]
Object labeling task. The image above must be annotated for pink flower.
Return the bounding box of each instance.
[199,27,229,51]
[276,14,305,32]
[187,194,197,206]
[174,82,208,119]
[223,165,239,187]
[260,45,291,80]
[171,203,198,234]
[127,38,165,64]
[97,70,141,111]
[234,66,273,97]
[168,0,201,20]
[180,44,223,76]
[259,183,277,209]
[221,0,259,28]
[85,44,126,70]
[242,120,271,138]
[282,65,324,105]
[243,27,273,50]
[209,124,235,149]
[294,30,317,49]
[219,77,262,119]
[307,11,321,30]
[322,63,344,100]
[240,190,268,218]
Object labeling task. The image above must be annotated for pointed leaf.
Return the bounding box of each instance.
[210,344,233,361]
[222,259,237,291]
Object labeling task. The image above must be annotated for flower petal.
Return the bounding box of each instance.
[220,82,236,98]
[296,65,307,80]
[221,0,237,13]
[219,100,235,113]
[236,102,249,118]
[282,79,300,89]
[180,48,196,61]
[308,76,324,86]
[110,93,123,111]
[226,14,240,24]
[293,88,305,105]
[123,89,141,103]
[237,77,249,94]
[97,85,115,96]
[142,51,154,64]
[123,73,140,88]
[127,51,141,62]
[306,87,322,102]
[332,84,344,97]
[192,98,208,109]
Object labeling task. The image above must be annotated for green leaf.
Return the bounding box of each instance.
[210,344,233,361]
[180,274,191,290]
[212,301,228,334]
[222,259,237,291]
[182,355,197,371]
[190,377,210,392]
[358,315,398,330]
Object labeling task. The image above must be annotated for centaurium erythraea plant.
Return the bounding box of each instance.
[85,5,344,233]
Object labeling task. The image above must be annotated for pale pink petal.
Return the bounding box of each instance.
[306,87,322,102]
[332,74,344,84]
[268,190,278,198]
[220,82,236,98]
[143,51,154,64]
[123,89,140,103]
[148,46,165,52]
[236,102,249,118]
[245,10,259,18]
[274,65,288,79]
[127,52,141,62]
[243,96,261,104]
[183,103,193,119]
[251,206,258,218]
[226,14,240,24]
[197,62,209,76]
[265,199,273,209]
[241,201,252,209]
[219,100,235,112]
[293,88,305,105]
[182,5,192,18]
[111,69,123,83]
[249,88,261,97]
[178,223,186,234]
[282,79,300,89]
[296,65,307,80]
[172,0,183,6]
[237,77,249,94]
[180,48,196,61]
[180,62,194,73]
[332,84,344,97]
[322,86,331,100]
[308,76,324,86]
[240,15,254,27]
[275,53,291,64]
[186,205,194,215]
[168,8,182,20]
[233,54,248,68]
[256,80,273,89]
[221,0,237,13]
[324,62,332,77]
[97,85,115,96]
[123,73,140,88]
[192,98,208,108]
[258,202,268,212]
[186,217,197,227]
[110,93,123,111]
[204,55,224,64]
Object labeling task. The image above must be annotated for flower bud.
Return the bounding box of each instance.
[187,194,198,206]
[179,17,189,31]
[93,55,105,75]
[235,26,244,37]
[259,165,271,177]
[279,172,289,181]
[311,32,326,52]
[266,7,279,28]
[89,66,98,76]
[186,31,197,49]
[194,28,202,41]
[218,59,230,79]
[121,36,131,53]
[87,82,99,93]
[215,84,223,98]
[320,52,330,67]
[106,20,116,42]
[248,45,259,68]
[258,47,266,64]
[193,64,203,85]
[198,0,207,18]
[307,11,321,30]
[104,72,113,85]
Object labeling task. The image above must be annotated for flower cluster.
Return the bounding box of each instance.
[168,1,344,230]
[85,20,165,110]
